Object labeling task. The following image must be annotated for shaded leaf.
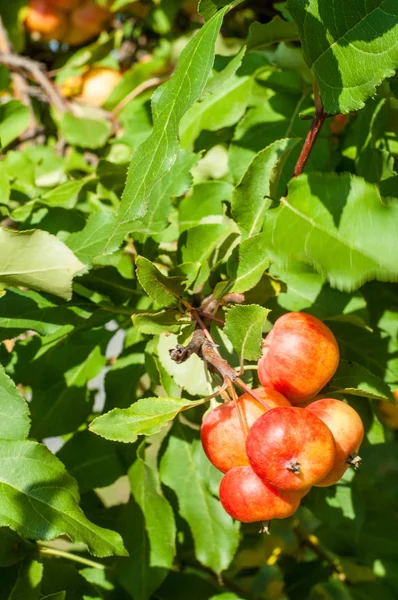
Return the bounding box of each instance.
[129,449,176,571]
[0,365,30,442]
[288,0,398,113]
[327,360,394,401]
[0,440,127,557]
[136,256,184,308]
[7,557,43,600]
[247,17,299,50]
[160,421,240,574]
[263,173,398,292]
[0,101,30,148]
[0,228,84,301]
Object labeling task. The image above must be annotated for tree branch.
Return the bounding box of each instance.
[293,78,326,178]
[0,52,70,114]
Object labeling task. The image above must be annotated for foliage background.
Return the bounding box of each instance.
[0,0,398,598]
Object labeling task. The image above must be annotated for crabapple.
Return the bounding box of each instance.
[305,398,364,486]
[25,0,68,41]
[200,388,290,473]
[246,406,336,491]
[63,0,110,45]
[78,67,122,106]
[219,465,302,523]
[258,312,339,404]
[377,390,398,429]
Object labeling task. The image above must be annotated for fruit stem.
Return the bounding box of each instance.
[38,545,105,570]
[259,521,271,535]
[286,458,301,474]
[346,452,362,470]
[230,381,249,438]
[235,379,272,411]
[293,78,326,178]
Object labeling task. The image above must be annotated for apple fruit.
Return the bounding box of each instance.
[246,406,336,491]
[258,312,339,404]
[305,398,364,486]
[25,0,68,41]
[201,388,290,473]
[377,390,398,429]
[63,0,111,46]
[47,0,79,10]
[77,67,122,106]
[219,465,302,523]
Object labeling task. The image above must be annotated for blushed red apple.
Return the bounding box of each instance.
[246,406,336,491]
[258,312,339,404]
[306,398,364,486]
[201,388,290,473]
[219,465,302,523]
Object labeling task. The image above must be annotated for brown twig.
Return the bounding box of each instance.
[294,526,347,582]
[113,76,167,116]
[293,79,326,177]
[0,52,70,114]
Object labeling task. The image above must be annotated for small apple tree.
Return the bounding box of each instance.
[0,0,398,598]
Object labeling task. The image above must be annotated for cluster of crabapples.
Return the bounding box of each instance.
[201,312,365,527]
[25,0,111,46]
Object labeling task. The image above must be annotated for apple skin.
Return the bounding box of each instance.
[377,390,398,429]
[258,312,340,404]
[47,0,79,10]
[63,0,110,45]
[78,68,122,106]
[246,406,336,491]
[25,0,68,41]
[305,398,364,486]
[201,388,290,474]
[219,466,302,523]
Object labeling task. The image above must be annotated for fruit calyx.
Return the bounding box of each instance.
[286,459,301,475]
[346,452,362,470]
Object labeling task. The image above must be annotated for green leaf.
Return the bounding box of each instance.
[67,211,132,265]
[232,138,299,239]
[180,74,253,151]
[224,304,269,361]
[41,594,66,600]
[132,310,188,335]
[129,450,176,569]
[0,101,30,148]
[90,396,199,443]
[287,0,398,113]
[327,360,394,401]
[0,440,127,557]
[0,528,31,567]
[228,233,270,294]
[0,288,87,339]
[60,113,112,149]
[158,332,211,396]
[26,328,112,439]
[263,173,398,292]
[0,228,85,301]
[179,181,233,233]
[7,557,43,600]
[309,579,353,600]
[136,256,184,308]
[131,150,198,238]
[0,366,30,441]
[40,179,88,209]
[247,17,299,50]
[107,8,228,247]
[56,430,125,494]
[160,421,240,574]
[198,0,243,20]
